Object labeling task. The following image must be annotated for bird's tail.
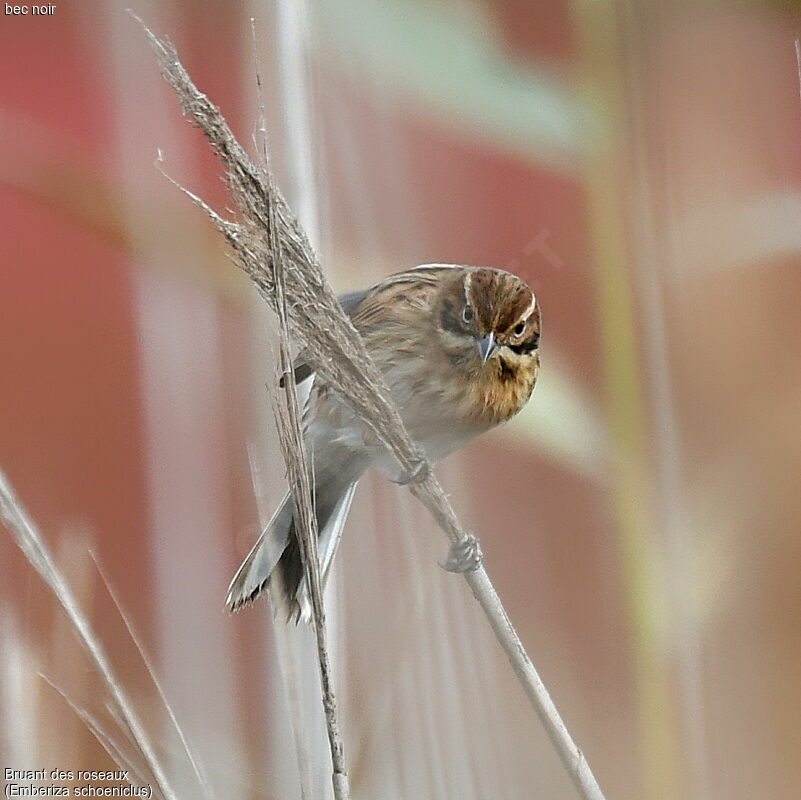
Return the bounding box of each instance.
[225,477,358,621]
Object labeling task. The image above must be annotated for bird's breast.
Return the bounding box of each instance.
[466,353,539,425]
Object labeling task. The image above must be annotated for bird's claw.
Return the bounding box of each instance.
[441,533,483,573]
[393,458,430,486]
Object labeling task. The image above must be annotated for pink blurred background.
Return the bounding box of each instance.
[2,2,801,798]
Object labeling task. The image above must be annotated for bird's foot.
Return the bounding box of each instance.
[392,457,430,486]
[441,533,483,573]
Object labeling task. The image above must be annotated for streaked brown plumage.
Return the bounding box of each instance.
[226,264,541,619]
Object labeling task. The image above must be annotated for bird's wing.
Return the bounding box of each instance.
[279,289,369,387]
[338,289,371,316]
[281,265,458,385]
[345,265,451,331]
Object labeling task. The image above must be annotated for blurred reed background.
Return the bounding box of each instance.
[2,1,801,798]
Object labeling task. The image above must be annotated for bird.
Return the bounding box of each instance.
[225,263,541,620]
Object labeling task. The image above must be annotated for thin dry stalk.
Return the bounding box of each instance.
[795,39,801,111]
[133,15,606,800]
[0,469,177,800]
[90,552,215,800]
[269,164,351,798]
[251,17,350,796]
[39,675,150,788]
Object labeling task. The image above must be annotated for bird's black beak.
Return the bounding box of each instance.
[476,331,499,364]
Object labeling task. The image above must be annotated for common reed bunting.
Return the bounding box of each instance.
[226,264,541,619]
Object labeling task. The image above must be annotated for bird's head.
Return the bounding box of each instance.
[434,267,541,372]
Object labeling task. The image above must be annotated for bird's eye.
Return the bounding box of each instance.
[514,321,526,336]
[462,305,474,323]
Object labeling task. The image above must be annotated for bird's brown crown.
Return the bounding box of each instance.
[437,267,540,352]
[468,268,540,347]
